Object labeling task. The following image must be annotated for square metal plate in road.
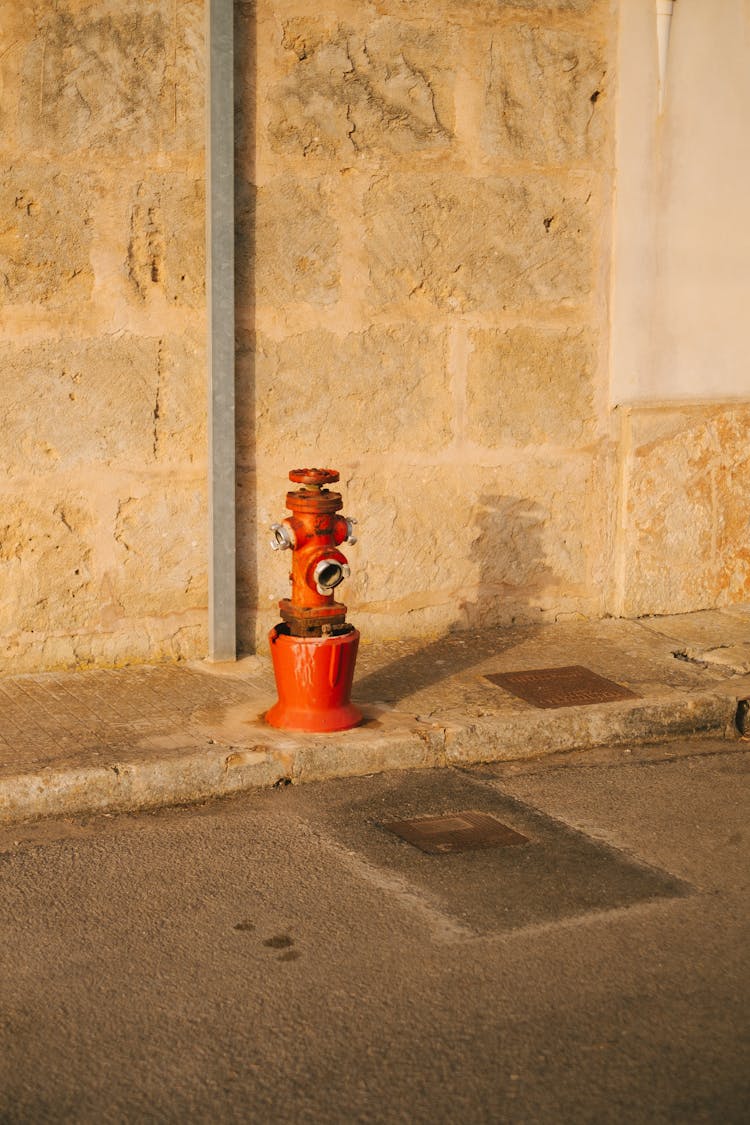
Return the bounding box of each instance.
[382,811,530,854]
[485,665,639,709]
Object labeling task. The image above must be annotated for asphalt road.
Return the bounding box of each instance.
[1,738,748,1124]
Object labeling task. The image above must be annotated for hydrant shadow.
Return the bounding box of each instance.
[352,624,542,708]
[352,493,557,706]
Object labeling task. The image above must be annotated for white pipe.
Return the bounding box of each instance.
[656,0,675,113]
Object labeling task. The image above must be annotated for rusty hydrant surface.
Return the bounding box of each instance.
[265,468,362,732]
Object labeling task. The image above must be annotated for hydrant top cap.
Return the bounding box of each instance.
[289,468,340,487]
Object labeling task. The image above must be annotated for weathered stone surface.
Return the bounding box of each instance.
[17,0,203,155]
[0,8,30,154]
[364,174,594,312]
[250,456,600,641]
[482,24,607,165]
[243,177,340,306]
[0,336,160,476]
[638,608,750,650]
[479,0,594,7]
[0,164,93,307]
[154,332,207,466]
[126,176,205,308]
[350,461,594,618]
[247,326,451,459]
[268,16,455,158]
[0,2,208,672]
[2,0,621,672]
[382,0,596,13]
[172,0,206,152]
[113,484,208,617]
[621,405,750,616]
[0,494,95,634]
[467,327,598,447]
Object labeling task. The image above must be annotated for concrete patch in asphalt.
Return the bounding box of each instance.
[285,769,692,935]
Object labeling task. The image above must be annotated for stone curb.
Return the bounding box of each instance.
[0,688,741,828]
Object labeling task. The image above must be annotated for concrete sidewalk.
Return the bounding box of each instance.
[1,607,748,826]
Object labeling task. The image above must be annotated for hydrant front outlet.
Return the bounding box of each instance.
[265,468,362,732]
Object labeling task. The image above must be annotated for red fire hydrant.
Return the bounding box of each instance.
[265,468,362,732]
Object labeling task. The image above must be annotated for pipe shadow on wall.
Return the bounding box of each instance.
[353,494,555,705]
[234,1,257,654]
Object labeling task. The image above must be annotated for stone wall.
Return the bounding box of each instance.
[11,0,743,674]
[615,404,750,617]
[239,0,616,645]
[0,0,208,672]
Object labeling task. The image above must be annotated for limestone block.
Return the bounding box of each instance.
[0,336,160,476]
[172,0,207,153]
[18,0,204,155]
[467,327,597,448]
[382,0,595,13]
[621,405,750,615]
[247,326,451,459]
[0,7,33,155]
[126,177,205,308]
[154,332,207,466]
[242,177,340,306]
[113,484,208,617]
[482,24,607,165]
[0,494,95,634]
[268,16,455,158]
[364,174,594,312]
[0,164,93,307]
[349,460,593,613]
[27,617,205,674]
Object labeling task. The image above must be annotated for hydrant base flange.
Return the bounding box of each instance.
[265,625,362,733]
[278,597,347,637]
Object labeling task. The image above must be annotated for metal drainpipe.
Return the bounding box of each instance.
[206,0,236,661]
[656,0,675,113]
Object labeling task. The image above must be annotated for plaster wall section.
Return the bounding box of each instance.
[0,0,208,673]
[239,0,617,646]
[653,0,750,401]
[609,0,750,616]
[611,0,750,404]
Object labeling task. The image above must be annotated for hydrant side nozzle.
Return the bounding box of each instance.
[270,522,296,551]
[312,555,350,595]
[344,517,358,545]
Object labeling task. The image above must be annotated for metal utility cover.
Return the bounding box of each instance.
[382,811,529,854]
[485,665,639,709]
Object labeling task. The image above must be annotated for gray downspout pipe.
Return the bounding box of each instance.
[206,0,236,661]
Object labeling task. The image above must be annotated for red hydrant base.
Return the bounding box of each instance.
[265,626,362,732]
